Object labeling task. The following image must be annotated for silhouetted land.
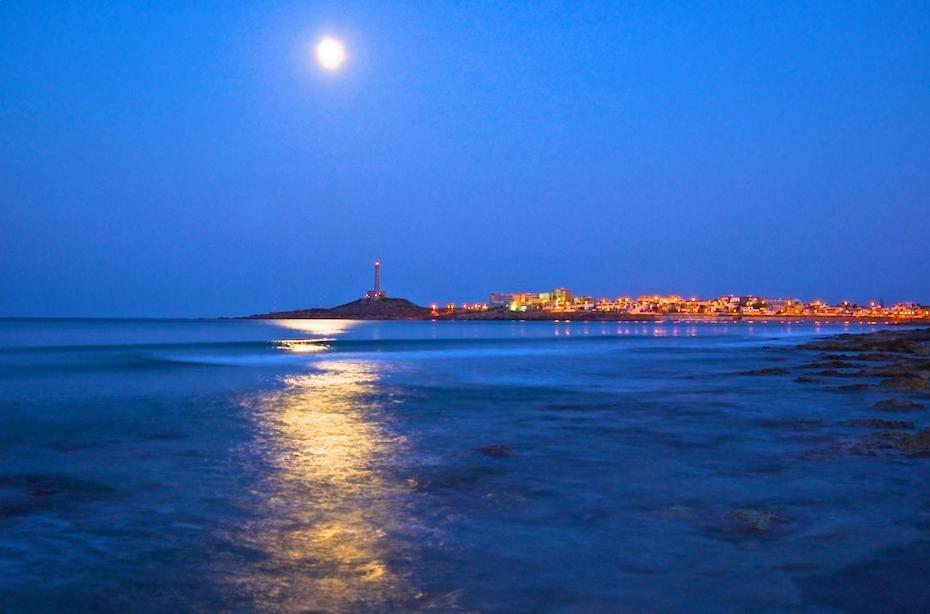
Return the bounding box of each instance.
[245,298,430,320]
[243,298,659,320]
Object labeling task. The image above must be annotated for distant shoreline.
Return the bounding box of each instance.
[243,306,930,325]
[431,312,930,324]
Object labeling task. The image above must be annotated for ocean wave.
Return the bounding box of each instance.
[147,352,309,367]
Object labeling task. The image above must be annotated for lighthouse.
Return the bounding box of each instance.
[364,260,388,300]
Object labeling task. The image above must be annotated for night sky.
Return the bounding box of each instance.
[2,1,929,317]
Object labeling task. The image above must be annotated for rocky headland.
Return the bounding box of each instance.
[245,297,430,320]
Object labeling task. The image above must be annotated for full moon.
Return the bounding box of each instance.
[315,37,346,71]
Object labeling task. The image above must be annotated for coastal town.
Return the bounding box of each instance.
[249,262,930,322]
[434,289,929,320]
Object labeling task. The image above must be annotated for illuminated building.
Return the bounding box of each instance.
[488,293,514,308]
[552,288,573,308]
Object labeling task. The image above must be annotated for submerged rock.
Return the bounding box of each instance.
[862,365,910,377]
[794,375,821,383]
[880,376,930,392]
[728,508,779,533]
[863,362,930,378]
[759,418,825,430]
[843,418,915,429]
[798,331,930,402]
[738,368,790,376]
[857,352,904,362]
[815,369,863,377]
[478,444,514,458]
[829,383,873,392]
[896,430,930,455]
[0,474,112,521]
[854,429,930,457]
[803,328,930,355]
[872,399,925,411]
[803,360,857,370]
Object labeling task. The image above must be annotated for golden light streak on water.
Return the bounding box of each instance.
[233,360,414,610]
[271,319,358,338]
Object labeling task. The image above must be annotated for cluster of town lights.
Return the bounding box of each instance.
[429,289,928,319]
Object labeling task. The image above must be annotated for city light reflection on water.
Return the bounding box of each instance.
[234,359,414,610]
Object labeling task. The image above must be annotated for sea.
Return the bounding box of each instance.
[1,318,929,612]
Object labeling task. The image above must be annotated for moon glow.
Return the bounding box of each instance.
[315,37,346,71]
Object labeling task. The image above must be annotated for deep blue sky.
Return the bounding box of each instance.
[2,1,929,316]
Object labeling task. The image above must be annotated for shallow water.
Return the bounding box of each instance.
[2,318,929,611]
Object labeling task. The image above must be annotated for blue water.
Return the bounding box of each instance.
[2,318,929,611]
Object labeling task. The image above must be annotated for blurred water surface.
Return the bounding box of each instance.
[1,318,929,611]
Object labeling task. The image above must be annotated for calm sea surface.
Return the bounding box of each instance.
[1,318,929,611]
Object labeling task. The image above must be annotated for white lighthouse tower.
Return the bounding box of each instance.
[364,260,387,300]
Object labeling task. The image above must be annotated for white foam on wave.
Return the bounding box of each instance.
[147,337,338,366]
[274,339,333,353]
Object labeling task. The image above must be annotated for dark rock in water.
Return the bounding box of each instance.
[844,418,915,430]
[863,362,930,378]
[815,369,862,377]
[794,376,821,383]
[857,352,904,362]
[0,474,113,521]
[803,328,930,355]
[854,429,930,456]
[543,403,612,412]
[851,432,901,455]
[478,444,514,458]
[759,418,825,430]
[728,508,779,533]
[738,368,790,376]
[803,360,857,370]
[862,365,911,377]
[797,333,930,409]
[880,376,930,392]
[898,430,930,455]
[872,399,925,411]
[830,383,873,392]
[409,466,503,492]
[803,328,930,356]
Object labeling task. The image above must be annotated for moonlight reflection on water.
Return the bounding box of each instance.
[235,360,414,610]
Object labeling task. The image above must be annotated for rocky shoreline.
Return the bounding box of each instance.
[754,327,930,457]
